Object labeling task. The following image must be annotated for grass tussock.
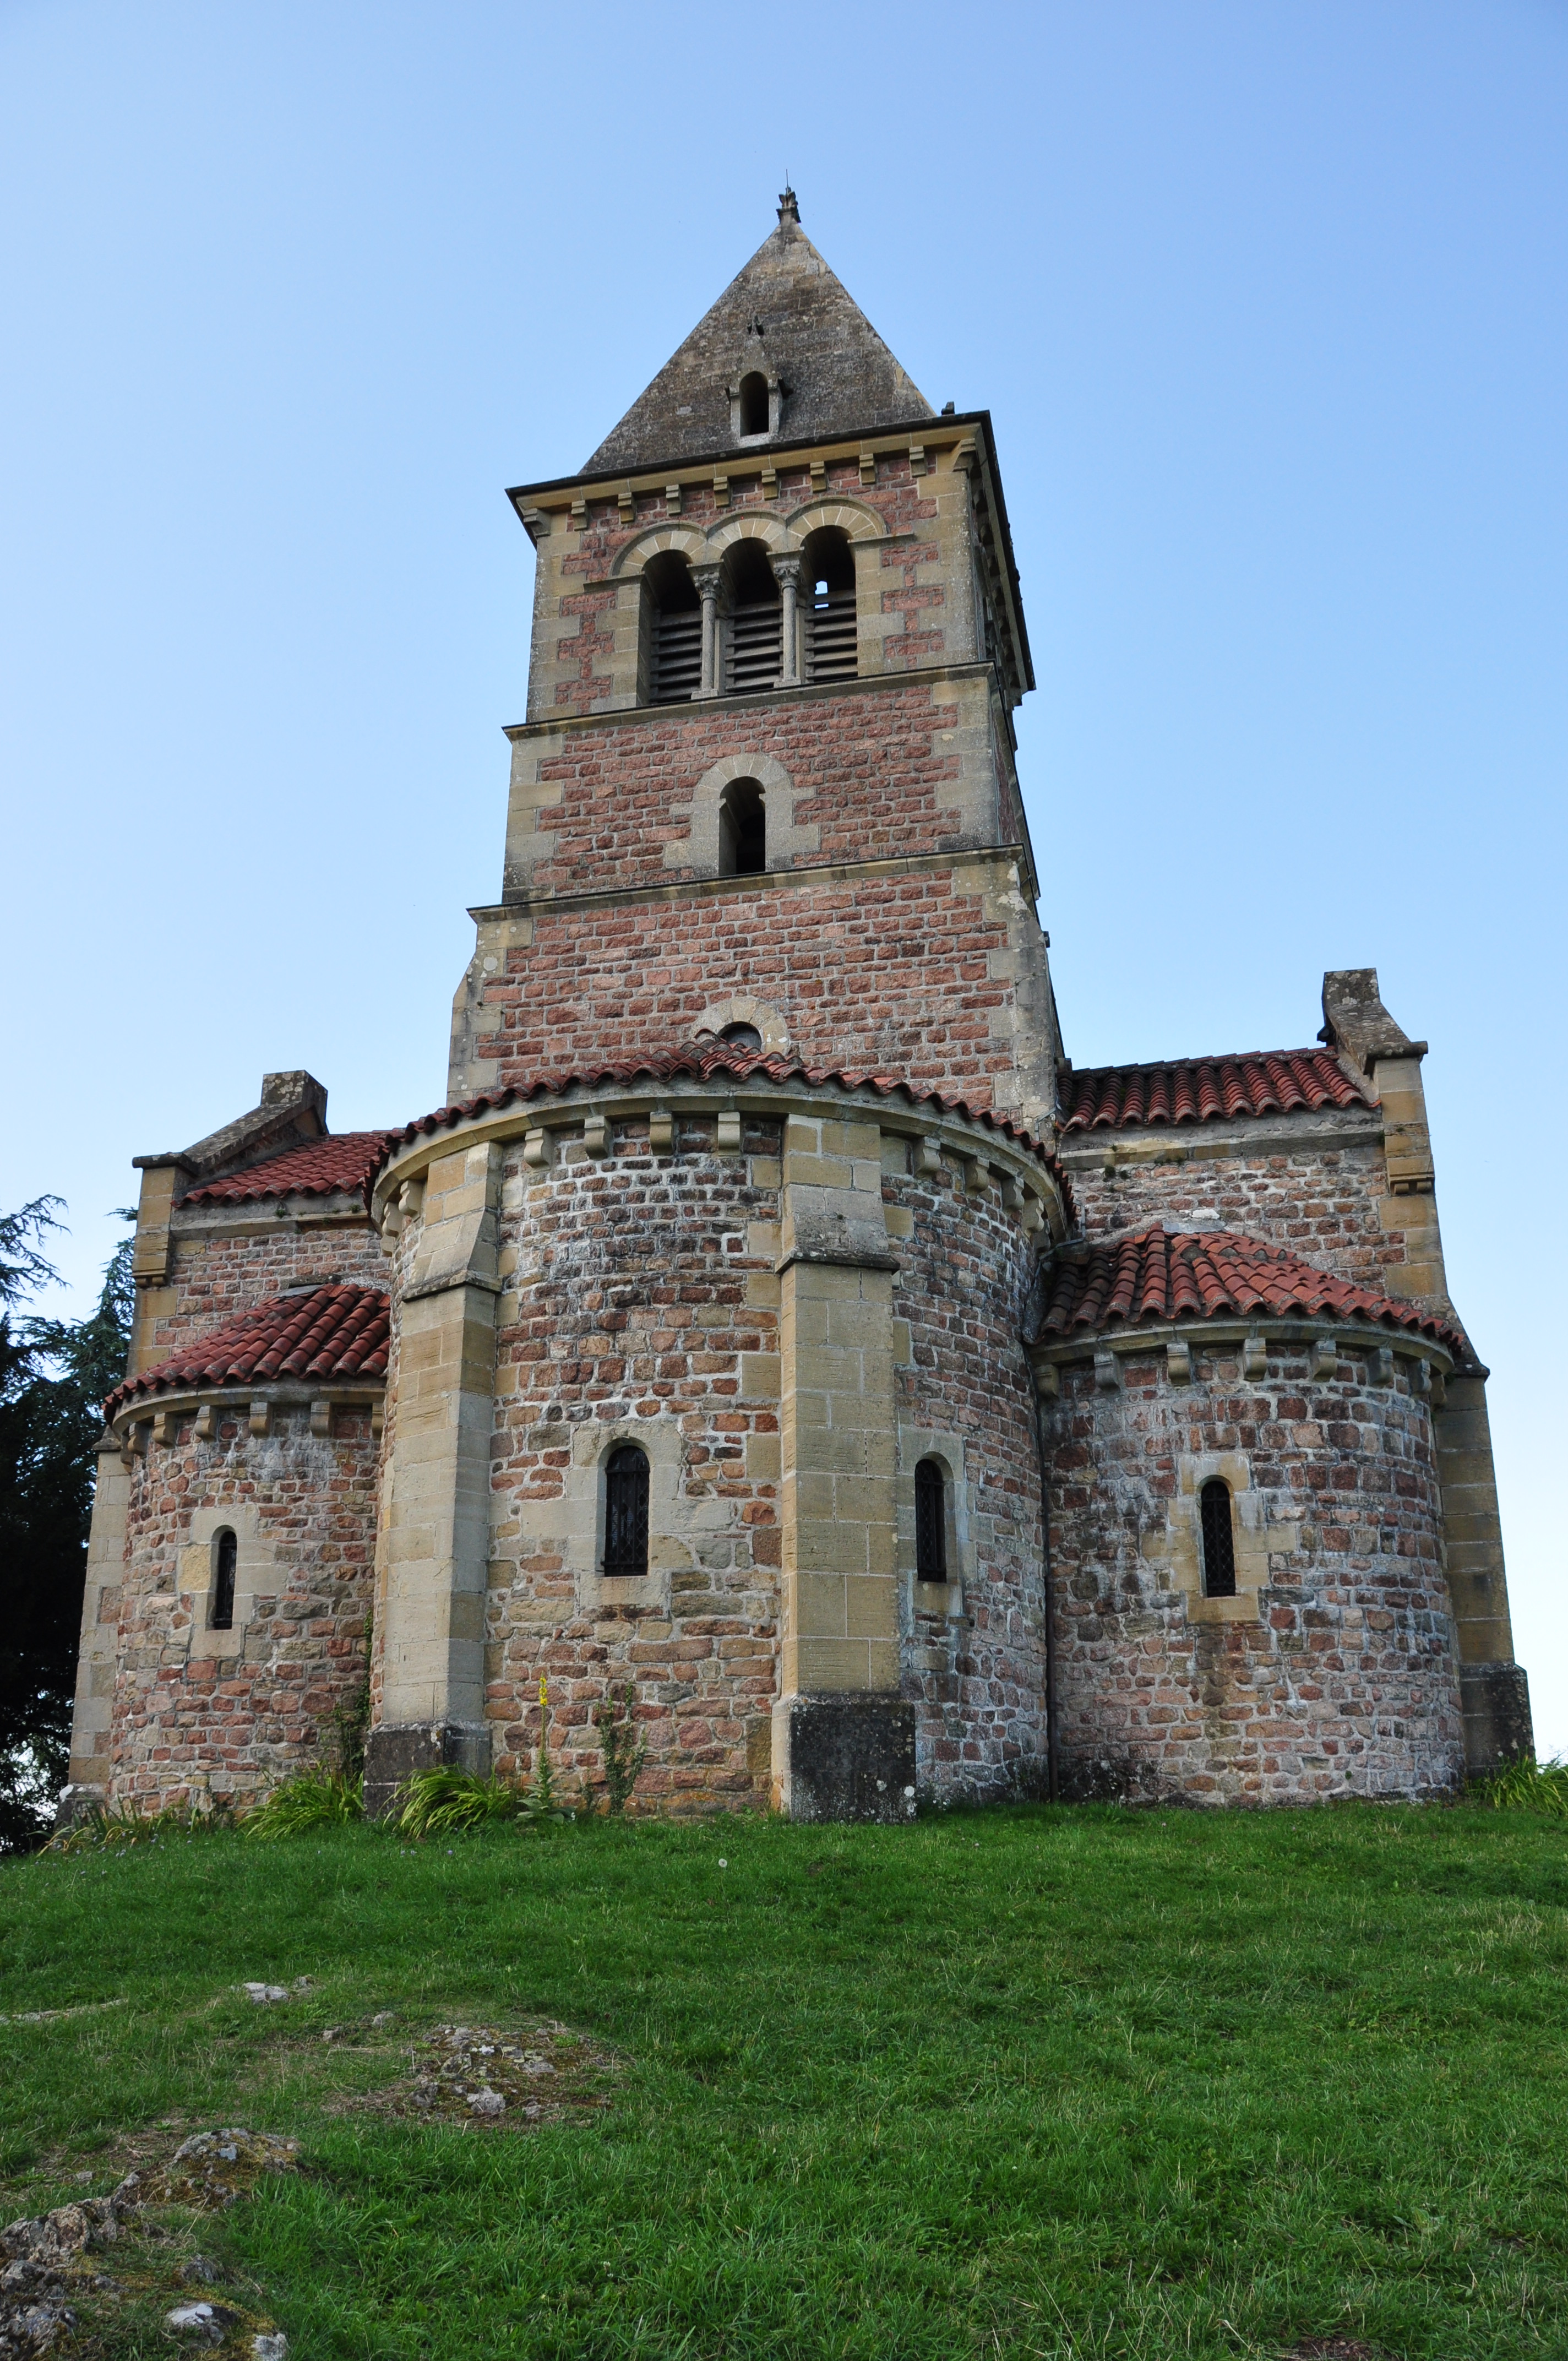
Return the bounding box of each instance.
[244,1771,366,1841]
[1472,1751,1568,1816]
[5,1804,1568,2359]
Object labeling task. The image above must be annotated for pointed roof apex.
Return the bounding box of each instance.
[580,205,933,476]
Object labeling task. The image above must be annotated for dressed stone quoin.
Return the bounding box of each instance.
[62,194,1532,1823]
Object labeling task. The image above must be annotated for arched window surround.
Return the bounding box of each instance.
[901,1428,968,1604]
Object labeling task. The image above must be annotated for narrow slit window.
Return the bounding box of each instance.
[604,1444,651,1578]
[718,778,766,875]
[210,1528,237,1630]
[915,1458,948,1582]
[1199,1480,1236,1598]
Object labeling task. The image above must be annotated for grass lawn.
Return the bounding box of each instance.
[2,1802,1566,2359]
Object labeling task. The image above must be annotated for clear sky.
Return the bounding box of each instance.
[3,2,1564,1747]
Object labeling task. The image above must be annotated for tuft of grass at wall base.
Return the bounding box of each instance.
[4,1803,1567,2359]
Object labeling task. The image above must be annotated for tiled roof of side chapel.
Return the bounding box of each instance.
[580,191,934,476]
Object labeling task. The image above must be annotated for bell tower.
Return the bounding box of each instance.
[449,191,1059,1138]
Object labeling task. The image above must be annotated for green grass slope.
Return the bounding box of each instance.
[3,1804,1566,2359]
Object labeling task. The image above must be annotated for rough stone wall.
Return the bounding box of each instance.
[1044,1338,1463,1803]
[107,1403,378,1811]
[1063,1127,1425,1293]
[886,1151,1047,1801]
[508,676,1003,897]
[462,859,1040,1116]
[133,1205,386,1373]
[481,1116,784,1813]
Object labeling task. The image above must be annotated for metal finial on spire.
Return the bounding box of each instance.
[777,182,799,225]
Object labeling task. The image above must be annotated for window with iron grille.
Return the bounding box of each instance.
[604,1444,651,1577]
[914,1458,948,1582]
[645,552,701,704]
[210,1528,237,1630]
[1200,1480,1236,1598]
[802,526,857,683]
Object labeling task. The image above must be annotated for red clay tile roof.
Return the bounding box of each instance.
[386,1043,1075,1210]
[181,1132,400,1207]
[107,1285,390,1416]
[1040,1230,1460,1352]
[1058,1049,1369,1134]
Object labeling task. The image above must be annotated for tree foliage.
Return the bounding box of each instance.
[0,1202,133,1853]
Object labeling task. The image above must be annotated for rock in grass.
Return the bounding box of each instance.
[165,2299,241,2342]
[251,2337,288,2359]
[467,2089,506,2117]
[240,1983,288,2004]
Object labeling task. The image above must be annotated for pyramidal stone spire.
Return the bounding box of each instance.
[581,193,934,476]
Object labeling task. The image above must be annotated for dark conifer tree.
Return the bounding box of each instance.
[0,1204,133,1852]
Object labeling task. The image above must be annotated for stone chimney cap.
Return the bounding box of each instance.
[1319,970,1428,1076]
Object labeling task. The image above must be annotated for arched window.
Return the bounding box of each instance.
[210,1528,237,1630]
[644,551,701,705]
[604,1444,651,1579]
[718,777,766,875]
[720,1021,763,1052]
[915,1458,948,1583]
[802,526,857,682]
[738,370,769,438]
[1199,1480,1236,1599]
[723,541,781,694]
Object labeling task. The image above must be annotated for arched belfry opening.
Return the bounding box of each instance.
[802,526,857,682]
[723,542,781,694]
[718,777,766,876]
[644,551,702,704]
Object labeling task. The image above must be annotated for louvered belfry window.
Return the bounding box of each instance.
[1200,1480,1237,1598]
[803,527,857,683]
[723,540,781,694]
[604,1444,651,1578]
[914,1459,948,1583]
[646,553,701,704]
[211,1528,237,1630]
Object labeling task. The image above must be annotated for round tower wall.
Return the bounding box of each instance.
[108,1402,378,1813]
[1043,1337,1463,1803]
[886,1148,1048,1803]
[483,1111,785,1812]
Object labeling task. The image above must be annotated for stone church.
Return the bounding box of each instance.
[63,195,1531,1823]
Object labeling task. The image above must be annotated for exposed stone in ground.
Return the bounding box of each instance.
[341,2020,620,2129]
[0,2134,296,2356]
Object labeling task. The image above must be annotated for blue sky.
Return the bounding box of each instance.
[3,1,1564,1745]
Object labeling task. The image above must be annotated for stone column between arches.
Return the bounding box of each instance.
[366,1140,500,1815]
[771,1112,915,1822]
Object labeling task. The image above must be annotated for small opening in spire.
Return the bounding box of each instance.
[738,372,769,437]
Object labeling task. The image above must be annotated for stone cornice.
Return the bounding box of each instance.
[372,1070,1069,1243]
[475,838,1034,926]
